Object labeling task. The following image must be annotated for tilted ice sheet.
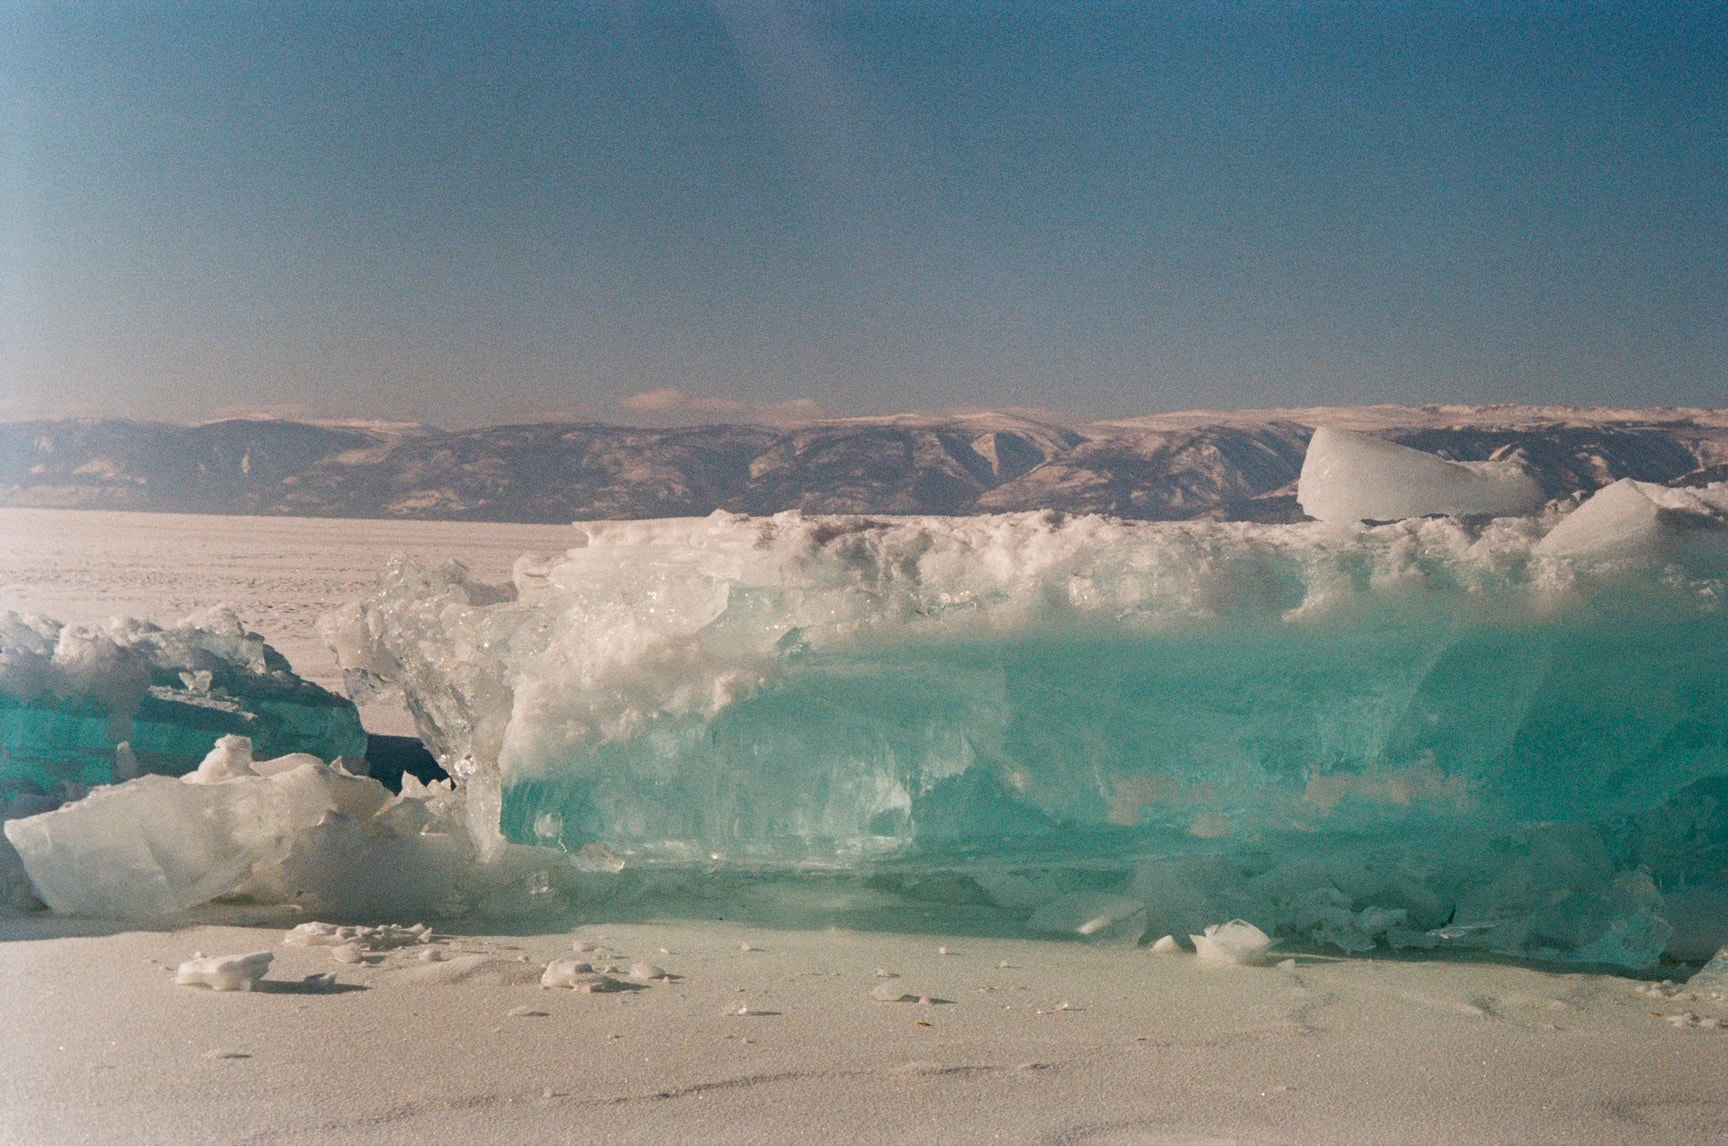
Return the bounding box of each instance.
[324,491,1728,966]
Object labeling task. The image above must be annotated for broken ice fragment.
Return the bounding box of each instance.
[871,983,923,1003]
[1296,427,1544,523]
[1538,478,1728,560]
[1191,920,1273,966]
[1,608,365,793]
[1687,947,1728,998]
[541,959,621,992]
[183,735,259,783]
[1027,893,1147,946]
[284,921,432,950]
[4,744,471,918]
[176,951,272,991]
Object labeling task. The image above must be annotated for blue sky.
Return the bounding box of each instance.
[2,2,1723,427]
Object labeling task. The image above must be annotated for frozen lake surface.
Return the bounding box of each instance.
[0,508,577,733]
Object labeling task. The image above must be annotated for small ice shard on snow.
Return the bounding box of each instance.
[1149,934,1182,954]
[1191,920,1272,966]
[285,921,432,950]
[541,959,620,992]
[301,972,338,991]
[1297,427,1544,523]
[329,943,367,965]
[1027,893,1146,945]
[508,1004,549,1017]
[627,961,668,980]
[176,951,273,991]
[871,982,923,1003]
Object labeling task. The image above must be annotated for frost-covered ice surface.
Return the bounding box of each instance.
[325,471,1728,969]
[0,606,364,792]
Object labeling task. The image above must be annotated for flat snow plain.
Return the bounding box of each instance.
[4,507,1728,1144]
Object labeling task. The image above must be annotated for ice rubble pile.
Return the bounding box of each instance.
[0,606,365,793]
[2,735,473,918]
[315,434,1728,969]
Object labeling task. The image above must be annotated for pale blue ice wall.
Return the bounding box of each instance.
[500,565,1727,861]
[1,610,366,792]
[326,509,1728,862]
[318,503,1728,966]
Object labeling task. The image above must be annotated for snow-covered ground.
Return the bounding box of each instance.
[4,909,1728,1144]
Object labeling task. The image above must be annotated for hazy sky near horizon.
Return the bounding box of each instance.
[3,2,1724,428]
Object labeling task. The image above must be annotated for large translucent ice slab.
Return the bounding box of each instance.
[1538,477,1728,560]
[1297,426,1545,523]
[2,736,474,917]
[0,607,366,793]
[326,502,1728,966]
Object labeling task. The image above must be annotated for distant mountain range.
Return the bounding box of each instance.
[4,406,1726,523]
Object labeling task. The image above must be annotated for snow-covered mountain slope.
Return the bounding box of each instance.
[2,407,1724,522]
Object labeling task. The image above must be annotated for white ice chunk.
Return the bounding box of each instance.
[285,921,432,950]
[176,951,272,991]
[1191,919,1273,966]
[541,959,621,991]
[1297,427,1544,523]
[112,741,138,782]
[6,775,283,916]
[251,752,328,778]
[4,738,465,918]
[1150,934,1182,954]
[1538,478,1728,559]
[183,734,258,783]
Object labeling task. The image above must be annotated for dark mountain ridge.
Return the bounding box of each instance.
[4,407,1725,523]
